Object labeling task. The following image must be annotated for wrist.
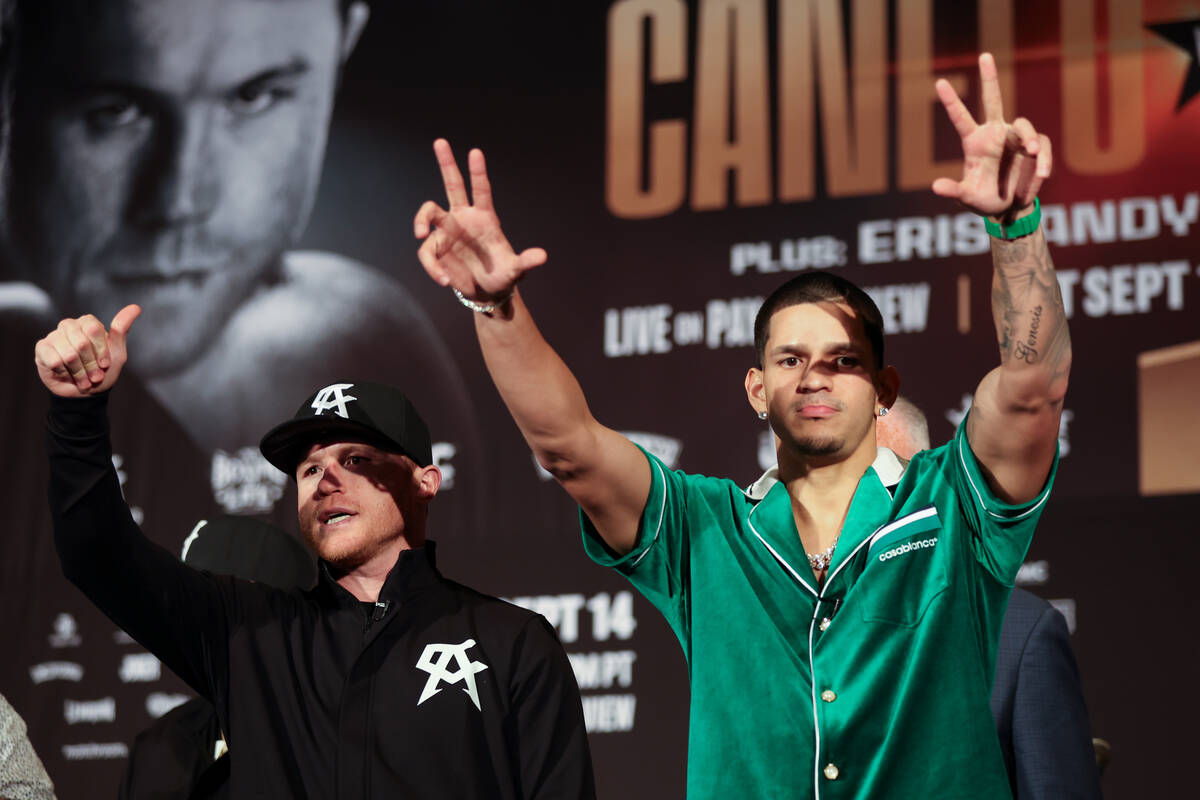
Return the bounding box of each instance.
[452,287,514,316]
[984,197,1040,240]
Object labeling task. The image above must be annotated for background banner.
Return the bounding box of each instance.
[1,1,1197,797]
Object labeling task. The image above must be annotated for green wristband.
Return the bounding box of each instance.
[983,197,1041,240]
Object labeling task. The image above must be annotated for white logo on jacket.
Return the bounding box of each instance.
[310,383,357,418]
[416,639,489,711]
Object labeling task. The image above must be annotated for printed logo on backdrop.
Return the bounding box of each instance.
[508,592,639,734]
[415,639,489,711]
[62,742,128,761]
[49,613,81,648]
[146,692,190,719]
[119,653,161,683]
[310,383,356,417]
[946,394,1073,457]
[64,697,116,725]
[432,442,457,490]
[112,454,144,525]
[211,448,287,513]
[534,432,682,480]
[1015,560,1050,586]
[1049,598,1078,635]
[30,661,84,685]
[758,430,775,471]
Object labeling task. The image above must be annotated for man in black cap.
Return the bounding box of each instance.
[34,304,596,799]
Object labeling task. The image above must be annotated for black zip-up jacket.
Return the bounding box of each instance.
[47,393,595,799]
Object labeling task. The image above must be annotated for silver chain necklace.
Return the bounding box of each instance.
[806,538,839,571]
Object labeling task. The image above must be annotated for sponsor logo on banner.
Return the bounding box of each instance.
[431,441,457,490]
[946,394,1074,457]
[1016,560,1050,586]
[119,653,161,683]
[415,640,489,711]
[211,447,287,514]
[534,432,682,480]
[1049,598,1078,635]
[758,429,775,471]
[62,742,129,761]
[146,692,191,719]
[30,661,84,684]
[64,697,116,725]
[49,613,81,648]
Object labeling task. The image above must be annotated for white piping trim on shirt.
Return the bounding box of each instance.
[747,512,818,597]
[629,458,669,568]
[744,449,912,799]
[807,603,822,799]
[956,435,1050,521]
[867,507,939,551]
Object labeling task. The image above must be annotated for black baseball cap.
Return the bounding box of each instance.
[259,381,433,475]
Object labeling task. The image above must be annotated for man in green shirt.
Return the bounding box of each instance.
[414,53,1070,799]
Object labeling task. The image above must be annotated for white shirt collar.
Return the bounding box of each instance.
[744,447,906,501]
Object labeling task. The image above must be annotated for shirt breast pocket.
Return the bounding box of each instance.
[855,508,949,627]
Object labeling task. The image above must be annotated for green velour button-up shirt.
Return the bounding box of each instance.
[582,415,1056,800]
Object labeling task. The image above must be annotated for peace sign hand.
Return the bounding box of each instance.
[414,139,547,303]
[932,53,1052,222]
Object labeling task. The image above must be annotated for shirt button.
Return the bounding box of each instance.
[824,763,840,780]
[819,617,831,631]
[821,689,837,703]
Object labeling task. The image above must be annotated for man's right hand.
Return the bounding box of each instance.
[414,139,547,304]
[34,305,141,397]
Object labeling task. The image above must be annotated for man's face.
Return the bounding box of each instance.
[4,0,353,375]
[750,301,884,461]
[296,440,436,572]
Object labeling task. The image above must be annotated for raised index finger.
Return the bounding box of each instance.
[978,52,1004,123]
[433,138,470,208]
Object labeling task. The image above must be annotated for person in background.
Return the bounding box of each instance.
[0,693,56,800]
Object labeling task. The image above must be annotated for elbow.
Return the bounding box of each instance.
[532,424,606,483]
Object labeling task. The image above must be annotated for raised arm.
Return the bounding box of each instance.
[414,140,649,554]
[933,54,1071,504]
[36,305,232,700]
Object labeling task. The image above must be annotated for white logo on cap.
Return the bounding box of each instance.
[311,383,357,418]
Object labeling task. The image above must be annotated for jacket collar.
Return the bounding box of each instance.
[317,540,442,608]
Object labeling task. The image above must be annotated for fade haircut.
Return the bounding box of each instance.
[753,271,886,370]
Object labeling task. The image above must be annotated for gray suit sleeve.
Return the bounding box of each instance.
[1011,604,1103,799]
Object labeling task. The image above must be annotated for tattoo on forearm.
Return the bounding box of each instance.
[1013,304,1042,364]
[989,231,1071,379]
